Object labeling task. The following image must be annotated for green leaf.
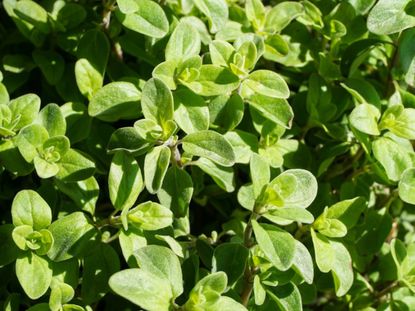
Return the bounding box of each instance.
[52,2,87,30]
[134,119,163,142]
[165,21,201,60]
[325,197,366,229]
[212,243,249,285]
[265,2,304,33]
[109,268,173,311]
[8,93,41,130]
[267,283,302,311]
[152,60,178,90]
[340,40,384,77]
[184,274,223,309]
[34,156,60,178]
[118,226,147,264]
[36,103,67,137]
[252,220,296,271]
[262,169,318,209]
[247,94,294,129]
[265,34,289,61]
[291,241,314,284]
[379,104,415,139]
[399,168,415,205]
[49,281,75,311]
[55,149,95,182]
[263,207,314,225]
[144,145,171,194]
[330,240,354,296]
[245,0,265,30]
[348,0,377,15]
[115,0,169,38]
[398,28,415,87]
[42,136,70,158]
[254,275,266,305]
[88,82,141,122]
[12,225,33,251]
[173,88,209,134]
[192,271,228,294]
[26,303,50,311]
[367,0,415,35]
[349,103,380,135]
[307,74,337,122]
[117,0,139,14]
[0,224,20,266]
[0,139,34,176]
[81,243,120,304]
[128,201,173,230]
[74,59,102,99]
[313,214,347,238]
[209,296,247,311]
[193,157,235,192]
[241,70,290,99]
[141,78,174,129]
[311,229,353,296]
[16,252,52,299]
[155,234,184,258]
[14,0,50,33]
[107,127,152,155]
[109,151,143,210]
[47,212,95,262]
[15,124,49,162]
[0,82,9,105]
[223,130,258,164]
[372,137,412,182]
[193,0,228,33]
[310,228,332,273]
[182,130,235,167]
[157,166,193,217]
[209,40,234,67]
[11,190,51,230]
[76,29,109,75]
[390,239,406,279]
[209,94,244,132]
[183,65,240,97]
[32,50,64,85]
[133,245,183,297]
[55,177,99,215]
[234,41,258,73]
[250,153,270,199]
[60,101,92,143]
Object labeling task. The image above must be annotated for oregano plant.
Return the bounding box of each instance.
[1,0,415,310]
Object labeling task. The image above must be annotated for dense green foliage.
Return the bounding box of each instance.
[1,0,415,310]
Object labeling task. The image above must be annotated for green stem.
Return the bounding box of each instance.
[375,281,399,300]
[240,212,258,306]
[385,34,401,97]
